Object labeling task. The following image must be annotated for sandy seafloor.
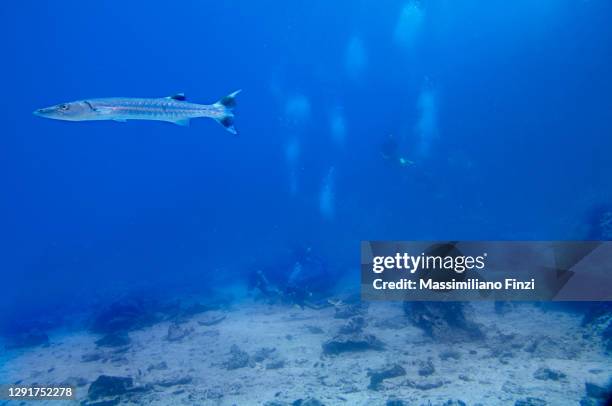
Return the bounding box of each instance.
[1,301,610,406]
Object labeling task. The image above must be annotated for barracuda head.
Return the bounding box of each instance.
[33,100,98,121]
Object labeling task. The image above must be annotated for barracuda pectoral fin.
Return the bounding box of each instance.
[167,93,186,101]
[174,119,190,127]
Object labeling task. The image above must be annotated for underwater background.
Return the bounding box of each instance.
[1,1,612,405]
[3,0,612,327]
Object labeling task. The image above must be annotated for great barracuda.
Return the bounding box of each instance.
[33,90,241,135]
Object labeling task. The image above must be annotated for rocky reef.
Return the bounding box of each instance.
[1,300,610,405]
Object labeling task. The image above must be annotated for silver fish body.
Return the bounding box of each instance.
[34,90,241,135]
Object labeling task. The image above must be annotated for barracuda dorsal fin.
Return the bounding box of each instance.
[167,93,186,101]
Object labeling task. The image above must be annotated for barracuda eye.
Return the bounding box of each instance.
[59,104,69,111]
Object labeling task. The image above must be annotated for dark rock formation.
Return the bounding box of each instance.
[251,347,277,363]
[533,367,566,381]
[203,386,224,400]
[87,375,133,401]
[417,359,435,376]
[403,302,484,341]
[166,323,193,342]
[250,346,285,369]
[442,401,467,406]
[265,359,286,369]
[292,398,325,406]
[91,298,159,334]
[405,379,444,390]
[585,380,611,399]
[522,335,579,359]
[223,344,249,370]
[439,350,461,361]
[367,364,406,390]
[514,398,547,406]
[322,333,384,355]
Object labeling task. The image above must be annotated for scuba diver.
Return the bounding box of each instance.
[247,247,334,308]
[380,134,414,168]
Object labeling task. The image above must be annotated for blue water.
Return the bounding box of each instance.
[2,0,612,332]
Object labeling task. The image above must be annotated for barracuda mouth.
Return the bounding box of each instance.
[33,106,56,117]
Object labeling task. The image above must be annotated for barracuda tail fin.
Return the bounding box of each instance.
[214,89,241,135]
